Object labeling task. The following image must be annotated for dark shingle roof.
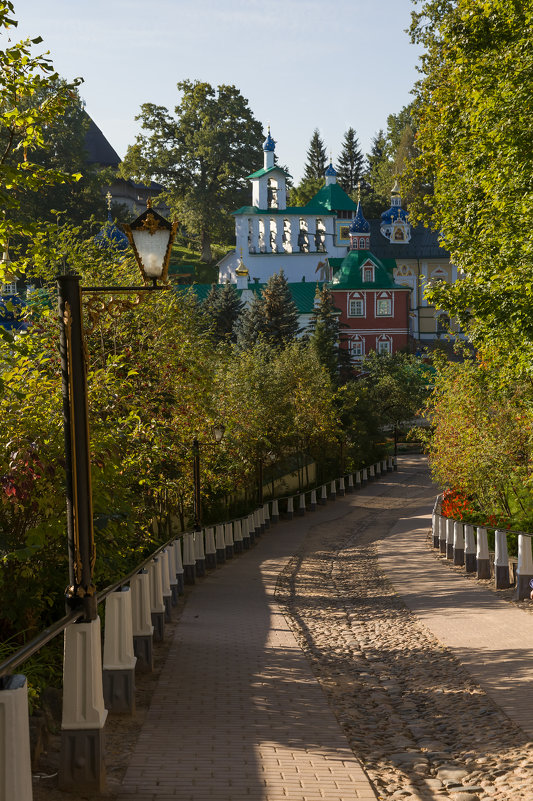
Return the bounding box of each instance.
[368,220,448,260]
[84,114,121,168]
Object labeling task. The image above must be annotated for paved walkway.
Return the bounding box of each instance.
[117,500,380,801]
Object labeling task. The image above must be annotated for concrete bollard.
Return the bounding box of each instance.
[369,464,375,482]
[310,489,317,511]
[247,513,255,546]
[347,473,354,493]
[148,558,165,641]
[130,570,153,671]
[183,533,196,584]
[271,499,279,524]
[376,462,381,478]
[393,455,398,471]
[173,538,185,594]
[253,509,262,537]
[240,518,250,550]
[446,518,454,560]
[259,506,266,533]
[432,513,440,548]
[362,468,368,486]
[194,530,206,577]
[516,534,533,599]
[166,542,179,604]
[355,470,362,490]
[159,549,172,621]
[453,521,465,566]
[476,526,491,579]
[388,455,394,471]
[320,484,327,505]
[60,618,107,792]
[494,529,510,589]
[0,675,33,801]
[464,525,476,572]
[103,587,137,714]
[233,519,243,554]
[330,480,336,501]
[215,524,226,563]
[382,459,387,474]
[286,496,294,520]
[298,493,306,515]
[224,522,234,559]
[204,527,217,570]
[338,477,345,496]
[263,502,270,529]
[439,515,447,555]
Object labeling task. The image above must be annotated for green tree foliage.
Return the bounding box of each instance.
[362,351,429,431]
[336,127,364,195]
[0,1,84,275]
[202,281,243,343]
[120,80,263,262]
[309,283,346,383]
[237,271,300,348]
[408,0,533,370]
[290,128,327,206]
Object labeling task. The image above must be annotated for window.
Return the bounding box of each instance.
[350,339,363,356]
[376,298,392,316]
[378,339,391,355]
[2,282,17,296]
[349,298,364,317]
[363,267,373,282]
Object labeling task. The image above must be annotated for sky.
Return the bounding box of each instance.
[12,0,422,183]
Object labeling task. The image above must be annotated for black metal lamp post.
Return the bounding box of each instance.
[192,425,225,531]
[58,204,178,622]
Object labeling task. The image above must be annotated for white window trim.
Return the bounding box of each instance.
[375,293,393,317]
[348,296,365,317]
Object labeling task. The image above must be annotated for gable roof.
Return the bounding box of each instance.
[83,114,121,168]
[245,165,292,180]
[305,183,358,213]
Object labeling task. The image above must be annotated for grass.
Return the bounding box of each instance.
[169,242,234,284]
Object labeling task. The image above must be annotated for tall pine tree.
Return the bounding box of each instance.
[237,271,300,349]
[309,284,350,383]
[303,128,328,181]
[336,128,364,195]
[202,283,243,342]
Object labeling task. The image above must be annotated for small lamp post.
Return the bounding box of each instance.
[192,425,225,530]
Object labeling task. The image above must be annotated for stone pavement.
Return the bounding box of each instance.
[378,509,533,740]
[117,498,380,801]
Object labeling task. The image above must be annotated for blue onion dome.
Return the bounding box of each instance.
[263,126,276,152]
[380,205,409,224]
[349,201,370,234]
[95,211,130,251]
[325,162,336,177]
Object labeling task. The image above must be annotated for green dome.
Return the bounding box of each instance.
[330,250,396,290]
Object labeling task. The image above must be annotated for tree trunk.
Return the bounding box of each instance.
[200,229,212,263]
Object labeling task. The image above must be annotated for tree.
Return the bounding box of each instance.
[120,80,263,262]
[336,127,364,195]
[0,1,83,276]
[408,1,533,371]
[202,282,243,343]
[309,284,346,383]
[303,128,328,181]
[237,271,300,349]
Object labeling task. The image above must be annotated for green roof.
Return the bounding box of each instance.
[305,183,358,213]
[245,165,291,180]
[232,205,334,217]
[329,250,400,290]
[179,281,319,315]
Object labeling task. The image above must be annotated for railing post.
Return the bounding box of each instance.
[194,530,206,576]
[0,675,32,801]
[338,477,345,496]
[263,502,271,529]
[60,618,107,792]
[453,521,465,566]
[494,529,510,589]
[476,527,491,579]
[173,537,185,593]
[225,522,234,559]
[159,550,172,620]
[102,587,137,715]
[248,514,256,545]
[166,542,179,603]
[362,468,368,486]
[204,527,217,569]
[516,534,533,599]
[241,518,250,549]
[215,524,226,563]
[432,513,440,548]
[310,489,317,511]
[298,493,306,516]
[356,470,362,490]
[368,465,375,482]
[464,525,476,572]
[347,473,354,493]
[375,462,381,478]
[330,479,337,500]
[130,570,153,671]
[286,496,294,519]
[147,558,165,641]
[271,500,279,524]
[320,485,327,505]
[183,533,196,584]
[439,516,447,555]
[446,518,454,560]
[233,519,243,554]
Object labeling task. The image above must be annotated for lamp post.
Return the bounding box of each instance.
[57,203,177,792]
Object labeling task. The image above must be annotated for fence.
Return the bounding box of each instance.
[0,455,396,799]
[431,496,533,600]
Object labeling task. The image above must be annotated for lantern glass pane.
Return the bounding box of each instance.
[132,229,170,278]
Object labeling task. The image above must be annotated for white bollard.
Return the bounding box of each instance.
[330,479,337,500]
[130,570,153,671]
[432,513,440,548]
[215,524,226,563]
[388,455,394,471]
[362,467,368,486]
[347,473,354,493]
[60,618,107,791]
[494,529,510,589]
[225,522,234,559]
[183,532,196,583]
[320,484,327,505]
[103,587,137,714]
[453,521,465,566]
[310,489,317,511]
[376,462,382,477]
[516,534,533,599]
[241,518,250,550]
[464,525,476,572]
[159,549,172,620]
[254,509,262,536]
[355,470,362,489]
[271,499,279,524]
[393,455,398,471]
[166,542,179,604]
[286,496,294,520]
[263,502,270,529]
[476,526,491,579]
[148,558,165,640]
[204,527,217,569]
[439,515,447,555]
[299,493,306,515]
[446,518,454,560]
[0,675,32,801]
[194,529,206,576]
[369,464,375,481]
[173,537,185,593]
[248,513,256,545]
[338,476,345,496]
[233,519,243,554]
[382,459,387,473]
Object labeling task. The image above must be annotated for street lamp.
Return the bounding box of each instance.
[192,425,225,532]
